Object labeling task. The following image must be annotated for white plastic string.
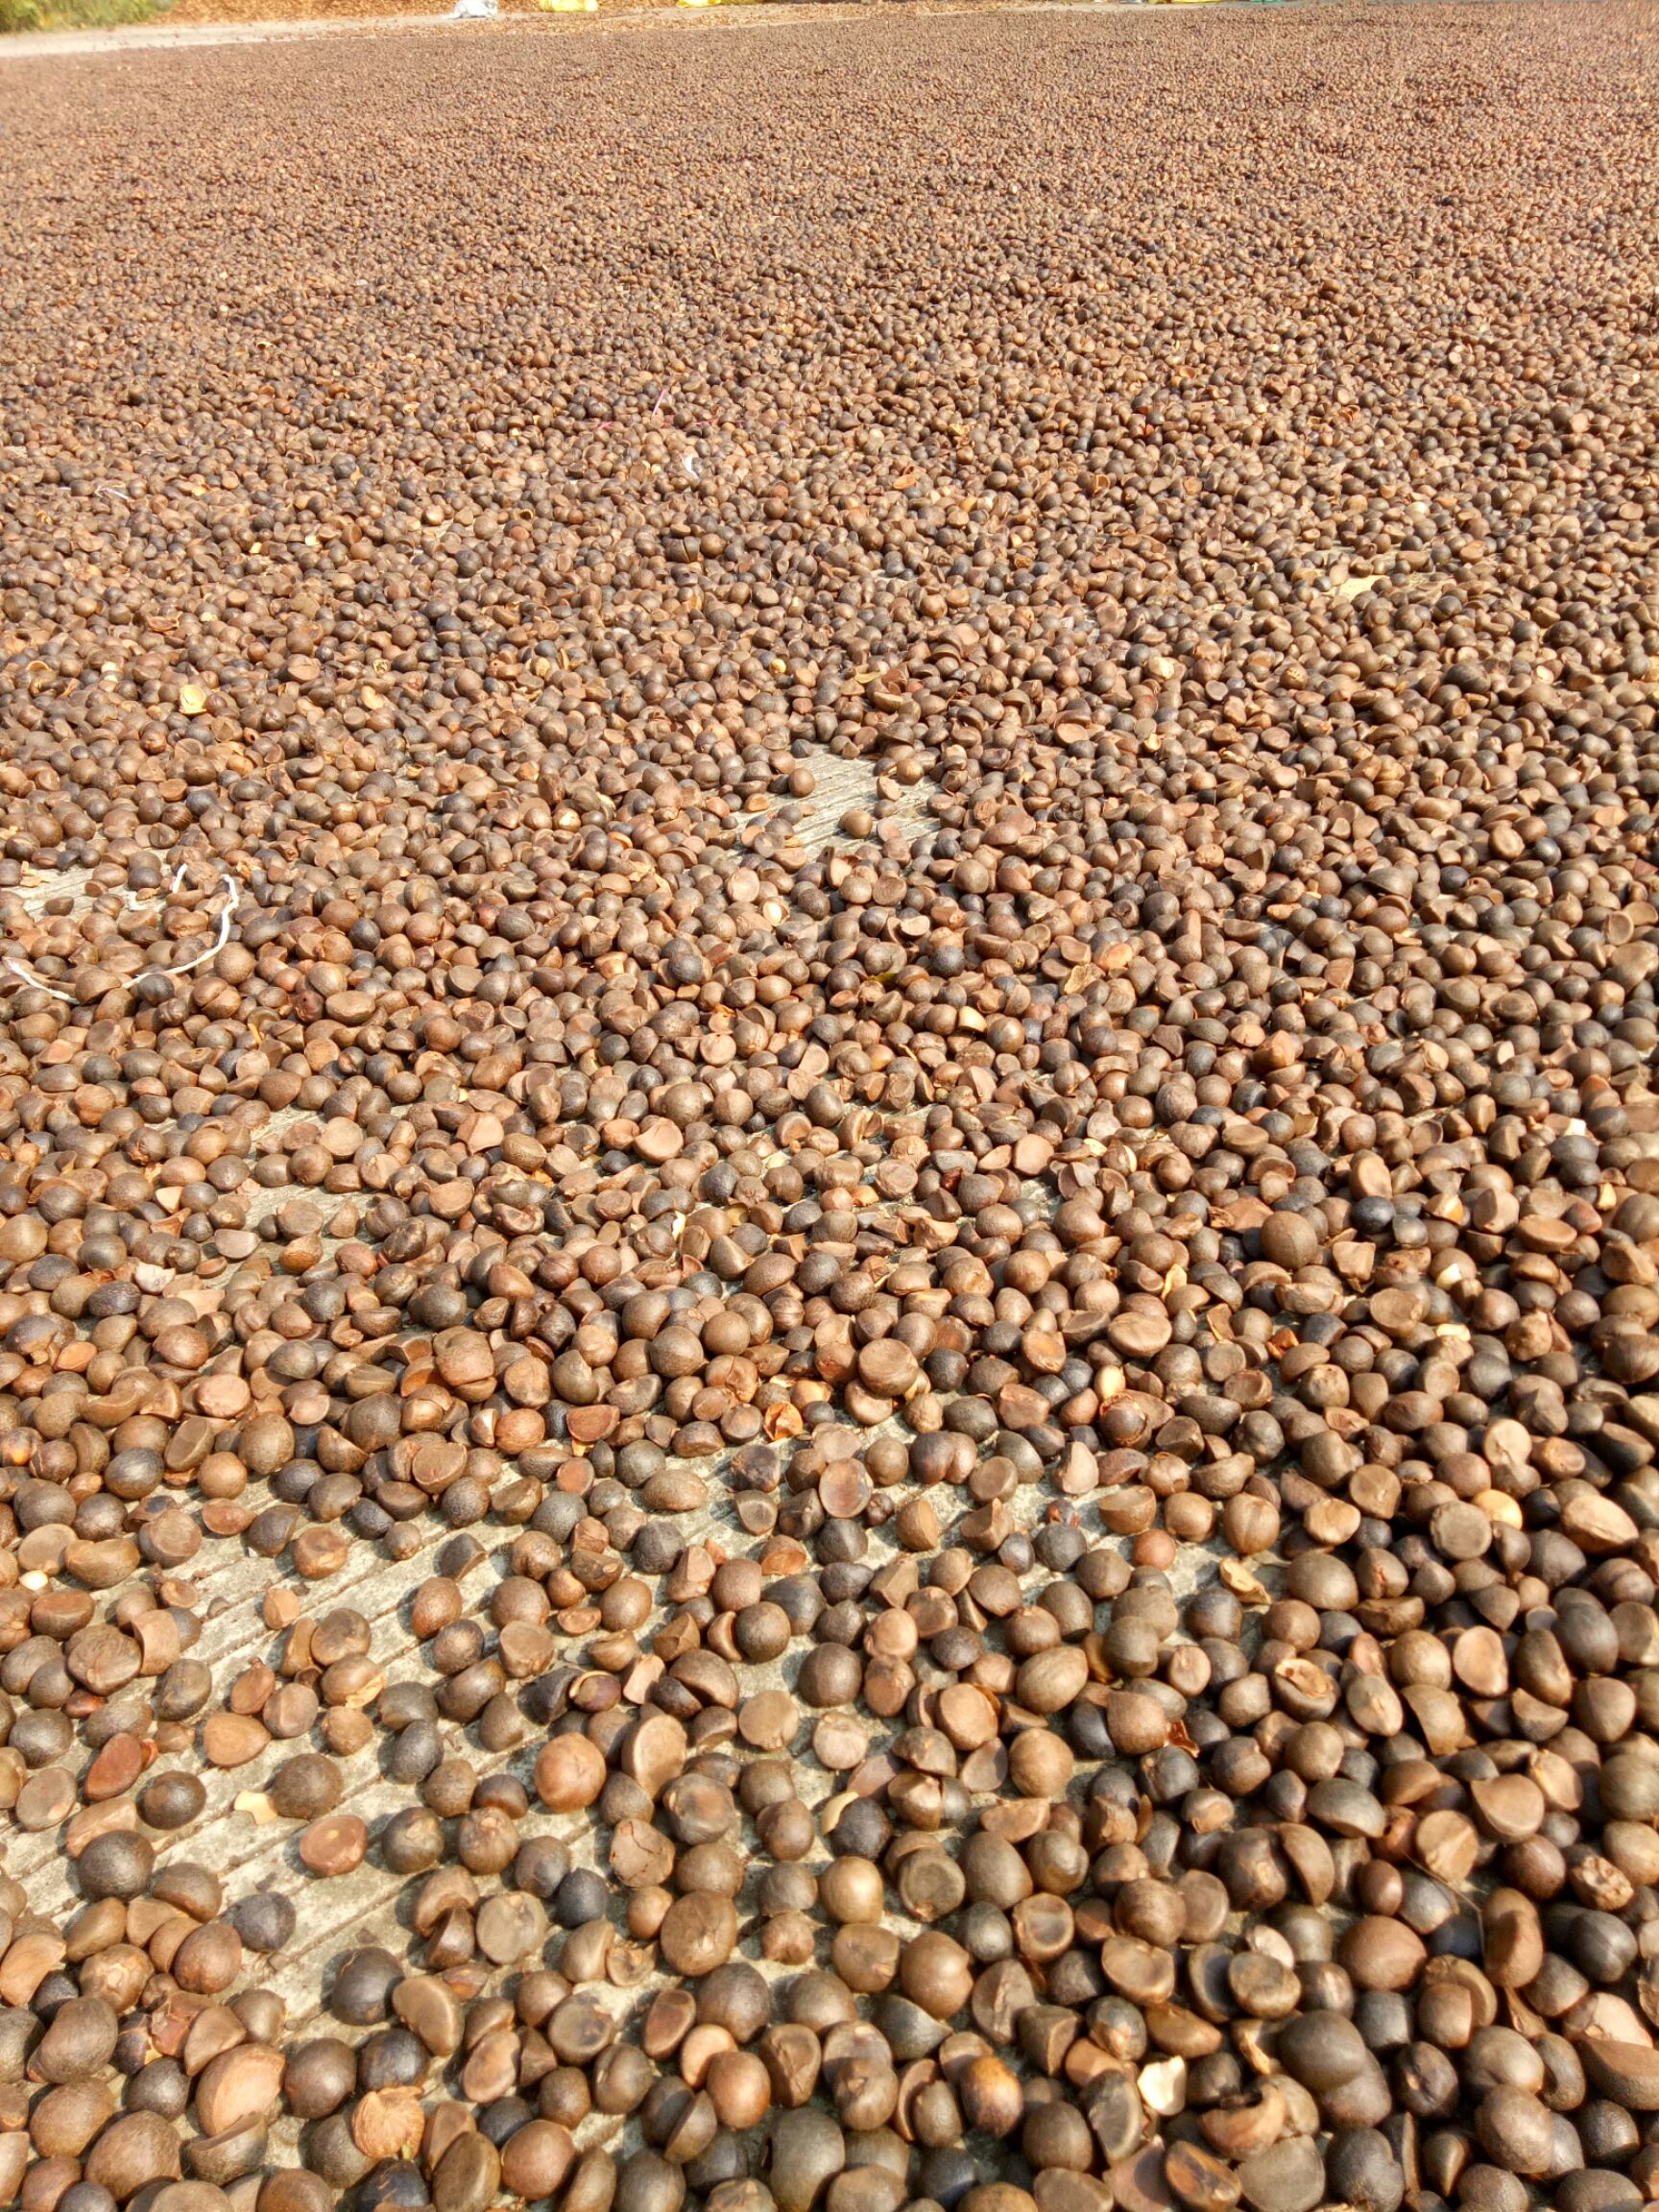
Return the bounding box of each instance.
[3,860,238,1004]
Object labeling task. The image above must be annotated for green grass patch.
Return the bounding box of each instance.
[1,0,164,34]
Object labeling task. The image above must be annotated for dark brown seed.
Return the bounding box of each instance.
[30,1998,117,2083]
[84,2111,183,2197]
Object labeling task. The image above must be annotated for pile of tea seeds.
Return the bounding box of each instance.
[1,8,1658,2212]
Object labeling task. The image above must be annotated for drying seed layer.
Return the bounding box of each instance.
[1,12,1659,2212]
